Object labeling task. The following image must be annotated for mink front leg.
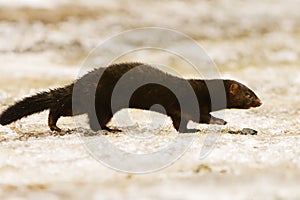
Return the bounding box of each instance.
[170,112,200,133]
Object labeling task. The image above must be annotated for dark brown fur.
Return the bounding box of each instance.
[0,62,262,133]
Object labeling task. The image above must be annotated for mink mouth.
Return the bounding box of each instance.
[255,99,263,107]
[249,99,262,108]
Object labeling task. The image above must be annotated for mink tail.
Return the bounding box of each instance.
[0,90,55,126]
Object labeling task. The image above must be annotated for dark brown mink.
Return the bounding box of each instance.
[0,62,262,133]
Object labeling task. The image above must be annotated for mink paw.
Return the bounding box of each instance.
[210,117,227,125]
[178,128,200,133]
[50,125,62,132]
[103,126,122,133]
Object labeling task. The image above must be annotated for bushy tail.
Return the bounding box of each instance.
[0,91,54,125]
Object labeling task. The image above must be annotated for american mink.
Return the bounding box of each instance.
[0,62,262,133]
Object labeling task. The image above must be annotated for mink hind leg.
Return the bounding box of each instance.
[170,113,199,133]
[48,109,62,132]
[88,109,121,132]
[48,104,75,132]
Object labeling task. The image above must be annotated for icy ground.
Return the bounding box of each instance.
[0,0,300,199]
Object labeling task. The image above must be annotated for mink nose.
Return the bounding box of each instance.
[256,99,262,106]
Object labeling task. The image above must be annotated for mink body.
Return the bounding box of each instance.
[0,63,262,133]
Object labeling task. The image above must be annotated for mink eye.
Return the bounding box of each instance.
[246,93,252,99]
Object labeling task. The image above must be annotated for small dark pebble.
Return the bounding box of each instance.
[241,128,257,135]
[228,128,257,135]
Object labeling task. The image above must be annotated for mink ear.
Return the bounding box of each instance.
[229,83,239,95]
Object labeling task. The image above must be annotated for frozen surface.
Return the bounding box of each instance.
[0,0,300,199]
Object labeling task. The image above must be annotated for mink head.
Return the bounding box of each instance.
[225,80,262,109]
